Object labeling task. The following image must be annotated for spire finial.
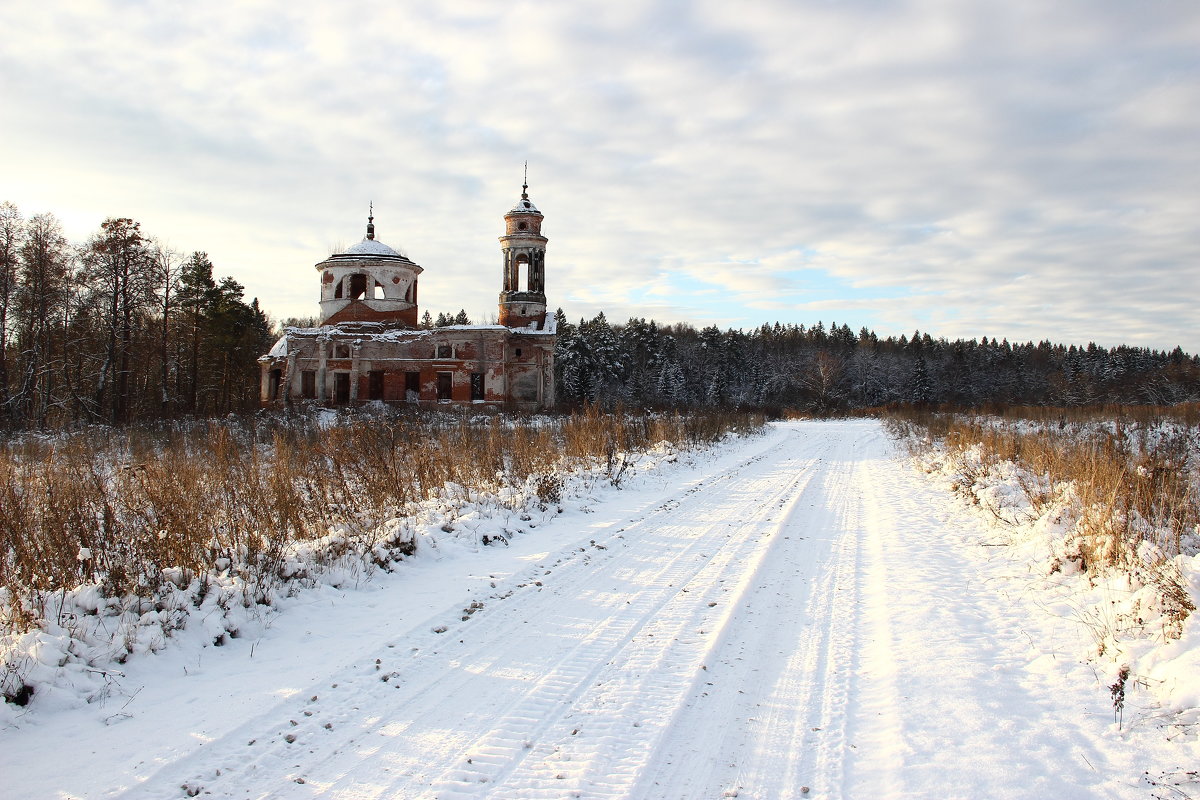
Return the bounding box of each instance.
[367,202,375,240]
[521,161,529,200]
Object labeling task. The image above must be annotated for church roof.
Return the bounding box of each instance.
[330,206,412,260]
[509,170,541,214]
[509,197,541,214]
[345,238,403,257]
[319,238,419,268]
[317,209,419,267]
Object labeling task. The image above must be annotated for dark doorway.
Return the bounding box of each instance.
[405,371,420,402]
[368,371,384,401]
[470,372,484,401]
[335,372,351,403]
[436,372,453,401]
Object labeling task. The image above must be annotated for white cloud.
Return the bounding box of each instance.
[0,0,1196,350]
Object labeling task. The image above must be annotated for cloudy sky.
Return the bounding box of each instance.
[2,0,1197,351]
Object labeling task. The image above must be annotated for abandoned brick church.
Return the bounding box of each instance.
[259,181,556,410]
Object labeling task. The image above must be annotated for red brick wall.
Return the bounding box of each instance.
[324,301,418,327]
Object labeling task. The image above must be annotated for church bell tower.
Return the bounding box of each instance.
[498,170,548,329]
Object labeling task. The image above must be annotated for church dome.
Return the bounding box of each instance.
[345,238,402,257]
[322,208,415,264]
[509,197,540,214]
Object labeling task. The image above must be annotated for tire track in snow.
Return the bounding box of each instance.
[840,430,1133,799]
[631,421,871,800]
[115,425,826,799]
[417,430,834,798]
[839,428,909,798]
[484,441,834,798]
[793,432,865,800]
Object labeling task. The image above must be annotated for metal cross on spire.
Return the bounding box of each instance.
[521,161,529,200]
[367,201,375,240]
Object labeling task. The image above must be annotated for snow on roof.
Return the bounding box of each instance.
[280,322,555,341]
[345,238,403,257]
[267,336,288,357]
[509,198,540,214]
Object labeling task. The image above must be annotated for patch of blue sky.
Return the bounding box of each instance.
[625,266,936,335]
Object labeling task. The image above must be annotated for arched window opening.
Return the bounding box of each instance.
[518,221,528,231]
[516,254,530,292]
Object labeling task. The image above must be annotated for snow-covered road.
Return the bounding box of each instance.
[6,421,1194,799]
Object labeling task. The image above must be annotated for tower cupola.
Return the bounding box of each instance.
[316,209,423,326]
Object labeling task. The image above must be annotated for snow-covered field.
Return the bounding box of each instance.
[3,420,1197,799]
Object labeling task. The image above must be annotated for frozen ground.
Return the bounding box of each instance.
[3,420,1197,799]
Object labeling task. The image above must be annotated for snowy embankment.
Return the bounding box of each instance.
[0,430,704,725]
[3,420,1198,800]
[910,434,1200,720]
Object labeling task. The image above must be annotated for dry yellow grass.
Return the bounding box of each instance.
[0,407,764,633]
[887,404,1198,635]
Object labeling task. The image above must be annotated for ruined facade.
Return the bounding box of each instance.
[259,183,555,410]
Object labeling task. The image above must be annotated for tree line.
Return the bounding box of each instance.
[0,202,273,429]
[4,198,1195,429]
[553,311,1200,412]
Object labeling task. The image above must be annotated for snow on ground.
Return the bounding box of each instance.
[2,420,1197,799]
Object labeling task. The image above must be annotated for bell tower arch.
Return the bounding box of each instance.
[498,169,548,329]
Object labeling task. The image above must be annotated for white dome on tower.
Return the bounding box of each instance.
[509,197,540,214]
[345,238,403,257]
